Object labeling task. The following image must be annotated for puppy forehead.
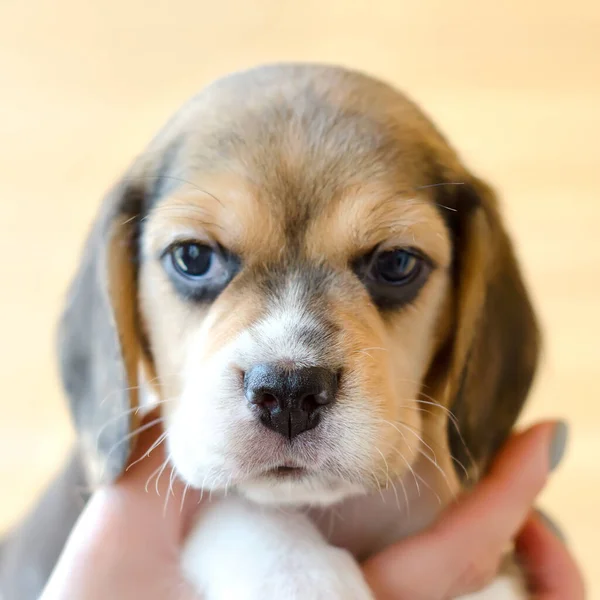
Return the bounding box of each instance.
[143,66,455,261]
[158,63,443,182]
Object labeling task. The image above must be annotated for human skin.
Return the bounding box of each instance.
[40,420,584,600]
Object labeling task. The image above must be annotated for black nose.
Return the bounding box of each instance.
[244,364,337,440]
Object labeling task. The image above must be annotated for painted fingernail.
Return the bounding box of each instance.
[536,509,566,542]
[549,420,568,471]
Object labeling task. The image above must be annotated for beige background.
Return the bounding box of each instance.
[1,0,598,595]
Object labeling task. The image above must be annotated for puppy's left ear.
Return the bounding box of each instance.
[439,176,541,476]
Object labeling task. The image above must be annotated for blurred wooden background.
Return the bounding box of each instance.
[0,0,598,594]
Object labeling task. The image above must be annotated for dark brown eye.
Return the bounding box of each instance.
[171,243,214,278]
[353,247,432,309]
[372,249,421,284]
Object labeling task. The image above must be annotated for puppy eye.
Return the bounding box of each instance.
[372,249,421,284]
[354,247,432,309]
[171,243,214,278]
[163,241,240,302]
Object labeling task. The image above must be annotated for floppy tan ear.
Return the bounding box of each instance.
[57,180,146,485]
[439,176,541,478]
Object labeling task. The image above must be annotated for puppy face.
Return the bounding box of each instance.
[58,65,539,505]
[140,188,451,505]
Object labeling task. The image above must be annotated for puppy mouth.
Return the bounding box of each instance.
[262,463,308,479]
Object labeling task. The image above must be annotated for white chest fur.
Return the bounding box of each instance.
[181,452,527,599]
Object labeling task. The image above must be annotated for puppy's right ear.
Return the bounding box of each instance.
[57,178,146,485]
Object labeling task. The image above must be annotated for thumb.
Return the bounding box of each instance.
[363,421,566,599]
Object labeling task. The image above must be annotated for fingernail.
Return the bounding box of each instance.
[549,421,568,471]
[536,509,567,542]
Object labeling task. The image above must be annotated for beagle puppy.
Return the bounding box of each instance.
[0,63,539,599]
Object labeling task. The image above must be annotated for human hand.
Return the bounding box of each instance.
[40,419,201,600]
[40,421,585,600]
[362,421,585,599]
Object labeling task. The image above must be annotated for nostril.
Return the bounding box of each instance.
[259,393,279,412]
[300,393,319,414]
[246,385,281,411]
[300,383,335,414]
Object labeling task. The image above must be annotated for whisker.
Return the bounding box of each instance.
[125,430,168,472]
[402,397,477,478]
[394,420,440,465]
[123,174,225,207]
[411,466,443,506]
[375,417,410,448]
[163,465,174,515]
[383,442,441,506]
[223,473,234,498]
[180,482,190,514]
[352,346,390,363]
[168,463,177,498]
[374,446,408,517]
[368,468,387,504]
[162,463,179,516]
[140,210,224,231]
[96,398,174,445]
[397,449,421,497]
[396,476,410,517]
[374,447,390,490]
[415,181,465,192]
[377,417,457,497]
[416,447,455,499]
[98,374,175,407]
[145,458,168,494]
[99,385,143,407]
[414,397,462,433]
[450,454,471,481]
[394,415,472,483]
[198,468,213,504]
[354,349,375,361]
[95,404,146,441]
[418,478,442,505]
[104,416,164,458]
[155,454,172,497]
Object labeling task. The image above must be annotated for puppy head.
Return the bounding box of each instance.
[58,64,539,505]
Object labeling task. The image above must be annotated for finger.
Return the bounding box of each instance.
[516,512,585,600]
[363,422,564,599]
[431,422,562,559]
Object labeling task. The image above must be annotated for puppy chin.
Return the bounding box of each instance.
[238,475,366,507]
